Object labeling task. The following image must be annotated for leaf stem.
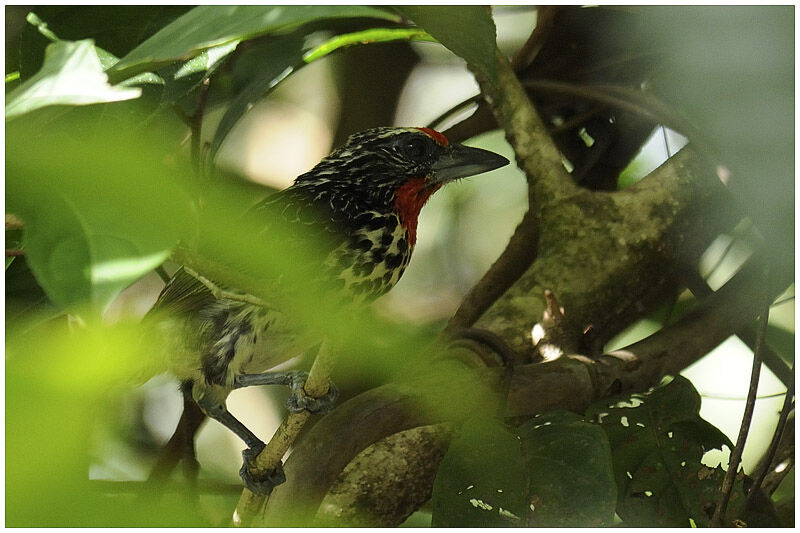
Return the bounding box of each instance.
[302,28,434,64]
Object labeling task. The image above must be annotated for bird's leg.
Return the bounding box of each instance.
[233,370,339,415]
[146,381,205,485]
[194,394,285,496]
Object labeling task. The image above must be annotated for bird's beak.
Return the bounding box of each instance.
[430,143,510,184]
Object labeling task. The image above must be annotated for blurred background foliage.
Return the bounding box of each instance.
[4,5,794,527]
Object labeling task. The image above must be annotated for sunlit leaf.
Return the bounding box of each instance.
[517,410,617,526]
[174,40,239,80]
[5,39,141,120]
[431,415,527,526]
[109,5,400,79]
[585,376,745,527]
[395,6,498,83]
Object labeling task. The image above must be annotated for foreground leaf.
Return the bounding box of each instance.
[6,116,196,317]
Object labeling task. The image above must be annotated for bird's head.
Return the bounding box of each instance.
[293,127,510,243]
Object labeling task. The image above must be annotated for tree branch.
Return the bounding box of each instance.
[710,266,770,527]
[746,364,794,506]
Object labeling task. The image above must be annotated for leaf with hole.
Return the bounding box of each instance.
[585,376,745,526]
[431,415,527,527]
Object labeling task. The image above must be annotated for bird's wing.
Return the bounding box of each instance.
[250,186,351,260]
[148,266,217,317]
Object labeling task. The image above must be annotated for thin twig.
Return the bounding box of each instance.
[710,266,770,527]
[190,77,211,175]
[509,5,556,72]
[426,95,482,131]
[5,249,24,257]
[745,363,794,509]
[233,343,337,526]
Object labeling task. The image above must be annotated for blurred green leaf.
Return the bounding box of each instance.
[647,7,793,272]
[517,410,617,526]
[395,6,498,83]
[6,318,205,526]
[109,5,400,80]
[5,39,142,120]
[431,415,527,526]
[586,376,745,527]
[6,116,197,318]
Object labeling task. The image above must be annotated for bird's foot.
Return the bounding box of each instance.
[284,370,339,415]
[239,443,286,496]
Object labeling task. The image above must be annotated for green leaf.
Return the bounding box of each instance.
[109,5,400,80]
[211,27,434,157]
[5,40,141,120]
[210,33,305,157]
[431,416,527,527]
[517,410,617,526]
[585,376,742,527]
[6,116,197,318]
[395,6,498,83]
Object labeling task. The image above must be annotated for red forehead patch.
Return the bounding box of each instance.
[416,127,449,146]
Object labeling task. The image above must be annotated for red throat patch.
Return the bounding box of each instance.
[393,178,441,246]
[416,127,449,146]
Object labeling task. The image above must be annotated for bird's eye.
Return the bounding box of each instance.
[399,137,430,160]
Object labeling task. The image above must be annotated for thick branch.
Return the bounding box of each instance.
[316,424,453,526]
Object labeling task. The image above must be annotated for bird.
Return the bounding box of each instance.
[148,126,509,494]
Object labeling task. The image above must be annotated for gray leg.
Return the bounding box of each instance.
[195,394,285,495]
[233,370,339,415]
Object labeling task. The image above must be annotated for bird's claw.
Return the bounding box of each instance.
[284,370,339,415]
[239,443,286,496]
